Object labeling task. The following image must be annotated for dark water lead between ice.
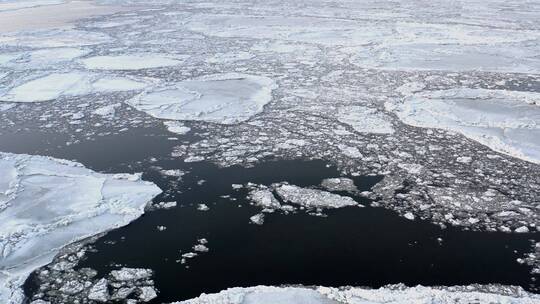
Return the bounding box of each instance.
[0,126,537,303]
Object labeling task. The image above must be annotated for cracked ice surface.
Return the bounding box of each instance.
[388,88,540,164]
[0,152,161,304]
[127,73,276,124]
[174,285,540,304]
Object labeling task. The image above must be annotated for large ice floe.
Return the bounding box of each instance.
[80,53,187,70]
[127,73,276,124]
[0,72,148,103]
[0,152,161,304]
[387,88,540,164]
[175,285,540,304]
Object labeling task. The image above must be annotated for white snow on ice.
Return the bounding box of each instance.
[0,152,161,304]
[127,73,276,124]
[337,106,394,134]
[0,72,148,102]
[174,285,540,304]
[387,88,540,164]
[80,53,187,70]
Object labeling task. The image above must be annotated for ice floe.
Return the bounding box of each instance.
[0,29,112,48]
[175,284,540,304]
[0,152,161,304]
[275,184,358,209]
[127,73,276,124]
[388,88,540,164]
[0,72,148,102]
[80,53,186,70]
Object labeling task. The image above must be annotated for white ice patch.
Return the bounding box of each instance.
[186,14,391,46]
[337,106,394,134]
[175,285,540,304]
[351,44,540,73]
[0,29,112,48]
[127,73,276,124]
[0,72,148,102]
[275,184,357,209]
[0,48,89,69]
[163,121,191,135]
[80,53,186,70]
[388,88,540,163]
[0,152,161,304]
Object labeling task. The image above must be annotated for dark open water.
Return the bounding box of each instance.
[0,126,538,303]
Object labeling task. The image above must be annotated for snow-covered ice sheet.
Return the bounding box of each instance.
[174,285,540,304]
[387,88,540,164]
[0,72,148,102]
[127,73,276,124]
[0,153,161,302]
[0,152,161,304]
[80,53,187,70]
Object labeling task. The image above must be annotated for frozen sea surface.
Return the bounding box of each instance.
[0,152,161,304]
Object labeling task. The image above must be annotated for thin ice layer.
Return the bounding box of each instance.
[0,152,161,304]
[127,73,276,124]
[387,88,540,164]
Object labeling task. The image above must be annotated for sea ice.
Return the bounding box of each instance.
[127,73,276,124]
[80,53,186,70]
[0,72,148,103]
[0,152,161,304]
[274,184,358,209]
[388,88,540,163]
[174,285,540,304]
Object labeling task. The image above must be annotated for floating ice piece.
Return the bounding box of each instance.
[0,48,89,69]
[0,152,161,304]
[0,72,147,102]
[186,14,392,46]
[80,53,186,70]
[164,121,191,135]
[249,213,265,225]
[274,184,357,209]
[351,44,540,73]
[0,29,112,48]
[174,284,540,304]
[320,178,358,193]
[93,103,121,117]
[388,88,540,164]
[337,106,394,134]
[127,73,276,124]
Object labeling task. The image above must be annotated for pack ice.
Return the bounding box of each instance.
[175,285,540,304]
[80,53,187,70]
[127,73,276,124]
[388,88,540,164]
[0,152,161,304]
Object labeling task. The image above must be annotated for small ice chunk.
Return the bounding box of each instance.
[250,213,265,225]
[197,204,209,211]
